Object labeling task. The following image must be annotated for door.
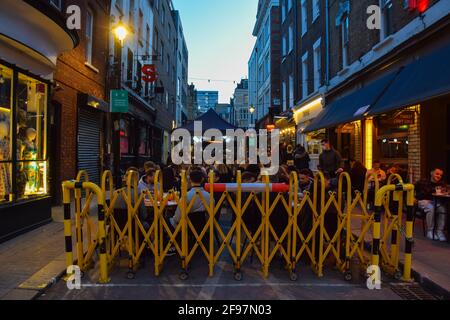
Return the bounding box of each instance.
[78,106,101,185]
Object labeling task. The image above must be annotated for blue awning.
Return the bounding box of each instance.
[304,70,399,133]
[369,42,450,116]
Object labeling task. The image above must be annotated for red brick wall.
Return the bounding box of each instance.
[51,0,110,202]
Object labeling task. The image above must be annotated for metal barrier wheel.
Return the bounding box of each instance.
[127,271,136,280]
[234,272,243,282]
[289,272,298,282]
[394,270,402,281]
[344,272,352,282]
[179,271,189,281]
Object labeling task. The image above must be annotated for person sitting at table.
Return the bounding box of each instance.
[138,168,158,195]
[170,169,213,232]
[415,168,447,241]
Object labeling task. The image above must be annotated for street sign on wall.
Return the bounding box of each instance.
[110,90,129,113]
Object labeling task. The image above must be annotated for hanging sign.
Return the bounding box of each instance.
[379,111,415,127]
[142,64,158,83]
[110,90,129,113]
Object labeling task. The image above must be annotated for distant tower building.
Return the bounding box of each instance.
[196,91,219,114]
[233,79,250,128]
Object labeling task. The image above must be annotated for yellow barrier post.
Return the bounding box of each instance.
[262,174,270,278]
[74,171,89,271]
[62,183,73,270]
[317,171,326,278]
[180,170,189,278]
[235,171,242,278]
[289,171,299,281]
[62,181,110,283]
[403,184,415,282]
[208,170,215,277]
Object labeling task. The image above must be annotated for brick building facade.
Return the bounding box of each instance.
[52,0,111,203]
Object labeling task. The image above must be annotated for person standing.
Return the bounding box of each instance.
[319,139,343,178]
[294,145,310,170]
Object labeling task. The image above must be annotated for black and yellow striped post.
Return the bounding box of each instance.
[62,181,110,283]
[372,185,394,268]
[403,184,415,282]
[62,182,73,270]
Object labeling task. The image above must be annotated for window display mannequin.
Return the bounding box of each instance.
[23,127,38,194]
[16,109,28,198]
[0,120,10,200]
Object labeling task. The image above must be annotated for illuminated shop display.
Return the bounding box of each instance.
[0,63,48,203]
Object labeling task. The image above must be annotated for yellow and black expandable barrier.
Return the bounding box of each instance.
[63,168,415,285]
[372,182,415,282]
[62,179,110,283]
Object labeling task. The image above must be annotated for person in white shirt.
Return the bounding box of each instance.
[366,160,387,183]
[170,169,213,228]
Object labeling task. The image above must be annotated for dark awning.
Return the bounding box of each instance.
[369,42,450,116]
[304,70,399,133]
[178,108,238,134]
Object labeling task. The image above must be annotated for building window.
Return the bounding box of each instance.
[313,38,321,92]
[85,8,94,64]
[288,24,294,53]
[127,48,133,82]
[120,119,130,155]
[138,126,148,155]
[138,9,143,47]
[129,0,134,26]
[49,0,62,10]
[301,0,307,36]
[161,5,165,25]
[282,35,287,57]
[288,0,293,12]
[264,53,270,80]
[166,55,170,74]
[281,0,286,22]
[302,52,308,98]
[145,25,150,56]
[381,0,394,39]
[282,81,287,111]
[289,75,294,108]
[341,14,349,68]
[313,0,320,22]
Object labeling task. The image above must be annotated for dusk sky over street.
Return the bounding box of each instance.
[172,0,258,102]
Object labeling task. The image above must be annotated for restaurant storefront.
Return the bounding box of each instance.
[294,96,325,170]
[275,111,296,165]
[0,0,78,241]
[305,26,450,183]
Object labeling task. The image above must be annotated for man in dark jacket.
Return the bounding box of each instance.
[294,145,310,170]
[319,139,343,178]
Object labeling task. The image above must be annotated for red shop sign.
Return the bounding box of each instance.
[142,64,158,83]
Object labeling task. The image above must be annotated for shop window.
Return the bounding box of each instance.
[306,129,325,156]
[379,137,408,159]
[120,119,130,155]
[0,66,13,202]
[16,73,48,199]
[138,126,148,155]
